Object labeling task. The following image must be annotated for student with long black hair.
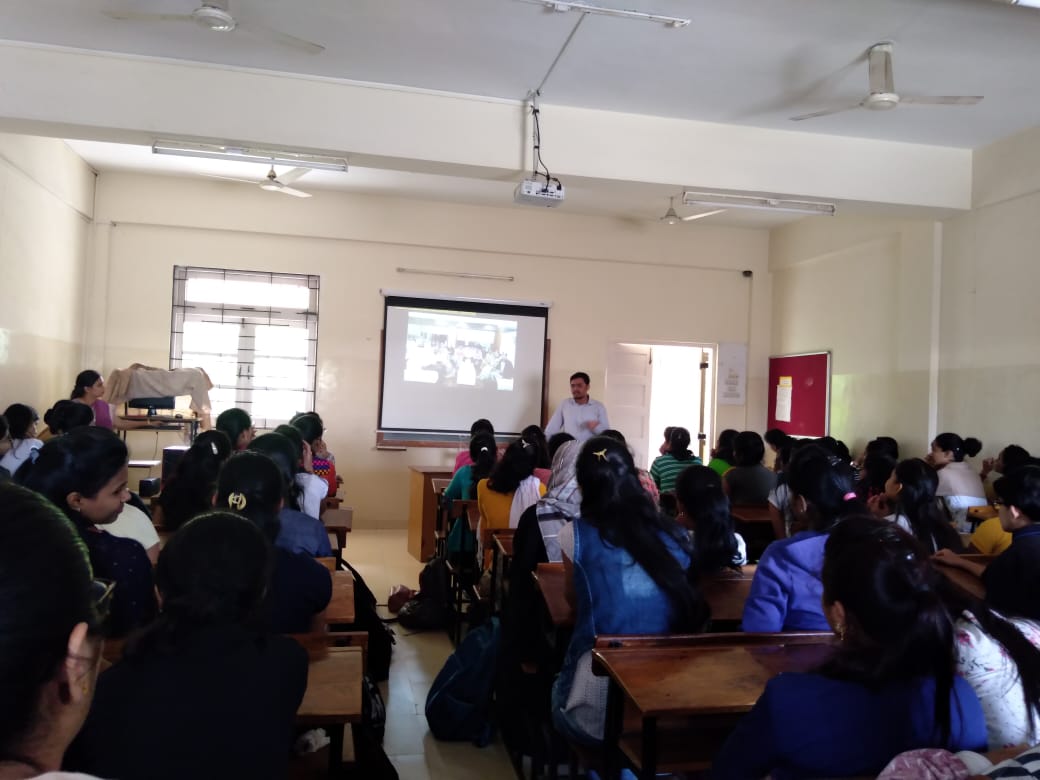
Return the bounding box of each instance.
[156,429,232,532]
[0,403,42,475]
[216,451,331,634]
[674,464,746,574]
[452,418,495,474]
[18,427,156,637]
[715,517,986,778]
[477,438,544,532]
[552,436,708,745]
[444,432,497,501]
[708,428,738,477]
[215,407,255,451]
[871,458,963,554]
[66,511,308,780]
[0,482,109,779]
[743,445,866,632]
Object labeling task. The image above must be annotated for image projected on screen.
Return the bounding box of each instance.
[404,311,517,391]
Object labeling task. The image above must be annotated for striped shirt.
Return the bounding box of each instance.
[649,452,702,493]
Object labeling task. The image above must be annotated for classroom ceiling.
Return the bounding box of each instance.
[6,0,1040,149]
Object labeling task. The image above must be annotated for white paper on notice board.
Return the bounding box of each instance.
[717,343,747,406]
[775,385,793,422]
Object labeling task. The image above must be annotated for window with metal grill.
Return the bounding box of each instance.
[170,266,319,429]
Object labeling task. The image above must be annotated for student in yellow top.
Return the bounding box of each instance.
[969,517,1013,555]
[477,437,546,565]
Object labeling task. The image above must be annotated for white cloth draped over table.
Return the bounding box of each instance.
[105,364,213,429]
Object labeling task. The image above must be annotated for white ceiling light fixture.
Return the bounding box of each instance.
[682,191,836,216]
[514,0,690,27]
[152,140,348,172]
[660,196,724,225]
[994,0,1040,7]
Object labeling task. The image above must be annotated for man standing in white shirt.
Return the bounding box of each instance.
[544,372,609,443]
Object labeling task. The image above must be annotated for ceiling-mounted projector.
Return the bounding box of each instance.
[514,178,565,207]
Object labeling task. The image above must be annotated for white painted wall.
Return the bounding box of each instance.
[88,171,770,528]
[769,216,940,457]
[0,133,94,409]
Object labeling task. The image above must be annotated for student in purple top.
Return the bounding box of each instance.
[70,370,154,432]
[715,517,987,779]
[742,445,866,632]
[18,427,157,637]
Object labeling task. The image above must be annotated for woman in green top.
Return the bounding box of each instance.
[650,427,702,493]
[708,429,738,477]
[445,431,497,500]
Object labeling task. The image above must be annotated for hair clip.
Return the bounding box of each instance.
[520,439,531,448]
[480,446,489,453]
[227,492,248,511]
[842,492,857,501]
[592,448,608,461]
[210,441,219,456]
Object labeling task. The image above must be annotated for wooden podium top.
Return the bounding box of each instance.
[409,465,454,475]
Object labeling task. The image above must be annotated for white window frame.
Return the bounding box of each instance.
[170,266,319,429]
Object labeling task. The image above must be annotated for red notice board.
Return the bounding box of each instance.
[767,352,831,438]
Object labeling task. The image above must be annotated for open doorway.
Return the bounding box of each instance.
[605,342,715,471]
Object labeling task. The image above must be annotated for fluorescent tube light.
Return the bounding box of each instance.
[515,0,690,27]
[682,191,836,216]
[152,140,348,172]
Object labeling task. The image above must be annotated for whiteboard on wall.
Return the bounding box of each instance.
[716,343,748,406]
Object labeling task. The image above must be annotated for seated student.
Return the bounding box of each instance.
[767,438,808,540]
[523,424,552,486]
[289,411,339,498]
[869,458,962,555]
[724,430,777,504]
[547,431,575,461]
[248,433,332,558]
[935,465,1040,622]
[743,446,865,633]
[216,452,332,634]
[42,398,95,439]
[981,444,1031,501]
[714,517,987,779]
[453,418,494,475]
[444,431,497,501]
[0,403,42,474]
[764,427,791,471]
[19,428,157,637]
[215,407,255,451]
[970,516,1013,555]
[156,429,233,532]
[274,424,328,520]
[552,437,708,746]
[600,428,658,503]
[855,452,897,502]
[477,438,544,533]
[707,428,738,477]
[674,464,747,572]
[0,482,110,780]
[649,426,701,494]
[929,432,988,531]
[66,511,309,780]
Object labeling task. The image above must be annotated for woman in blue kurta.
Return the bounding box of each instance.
[714,517,987,779]
[551,436,708,745]
[743,445,867,632]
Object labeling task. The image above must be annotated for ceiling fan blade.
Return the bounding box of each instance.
[789,103,863,121]
[899,95,984,106]
[103,10,194,23]
[236,20,325,54]
[681,209,726,222]
[867,43,895,94]
[197,173,258,185]
[275,167,311,185]
[267,183,312,198]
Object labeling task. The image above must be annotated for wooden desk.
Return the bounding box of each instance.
[594,636,834,778]
[936,562,986,600]
[296,645,364,774]
[118,414,201,441]
[323,507,352,562]
[408,466,453,561]
[730,504,772,524]
[489,529,515,614]
[534,562,759,628]
[325,570,356,624]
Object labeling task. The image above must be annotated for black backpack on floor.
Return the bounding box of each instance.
[398,556,453,631]
[340,560,395,682]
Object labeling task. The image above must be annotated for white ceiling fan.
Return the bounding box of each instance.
[103,1,325,55]
[659,196,724,225]
[202,166,313,198]
[790,42,983,122]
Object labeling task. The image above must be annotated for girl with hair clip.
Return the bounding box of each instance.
[0,404,42,475]
[247,433,332,558]
[743,445,867,632]
[522,424,552,485]
[17,427,157,638]
[156,429,232,532]
[674,464,747,574]
[452,418,495,475]
[552,437,708,745]
[477,437,545,533]
[65,510,309,780]
[929,432,988,531]
[870,458,962,555]
[935,465,1040,621]
[444,432,497,501]
[714,517,986,779]
[649,426,701,494]
[0,483,111,780]
[215,451,332,634]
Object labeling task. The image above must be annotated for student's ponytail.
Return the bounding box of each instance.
[786,445,865,532]
[468,432,497,497]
